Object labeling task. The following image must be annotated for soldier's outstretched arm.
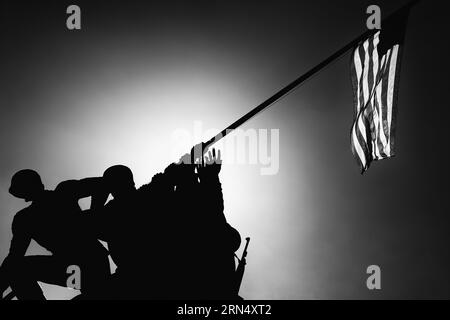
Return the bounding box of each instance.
[55,177,109,208]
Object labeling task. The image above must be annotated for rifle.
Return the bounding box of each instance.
[233,237,250,297]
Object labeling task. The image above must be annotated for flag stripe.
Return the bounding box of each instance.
[362,40,371,107]
[353,48,363,116]
[387,44,399,155]
[381,48,393,156]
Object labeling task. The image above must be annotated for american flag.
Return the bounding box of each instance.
[350,8,411,173]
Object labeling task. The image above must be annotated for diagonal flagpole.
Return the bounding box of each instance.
[202,0,420,151]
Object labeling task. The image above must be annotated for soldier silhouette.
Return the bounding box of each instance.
[85,144,242,299]
[171,148,241,299]
[84,148,203,299]
[85,164,156,299]
[195,149,241,299]
[0,170,111,300]
[145,146,240,299]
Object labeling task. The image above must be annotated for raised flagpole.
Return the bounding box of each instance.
[202,0,420,151]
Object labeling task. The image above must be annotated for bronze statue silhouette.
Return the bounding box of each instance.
[1,145,247,300]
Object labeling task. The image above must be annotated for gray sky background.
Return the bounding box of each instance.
[0,0,449,299]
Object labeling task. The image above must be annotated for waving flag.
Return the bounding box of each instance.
[350,8,411,173]
[197,2,416,175]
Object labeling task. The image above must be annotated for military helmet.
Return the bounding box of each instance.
[103,165,135,188]
[9,169,44,199]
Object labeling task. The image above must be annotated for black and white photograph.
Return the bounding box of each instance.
[0,0,449,308]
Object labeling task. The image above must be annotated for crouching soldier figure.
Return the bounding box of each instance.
[0,170,110,300]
